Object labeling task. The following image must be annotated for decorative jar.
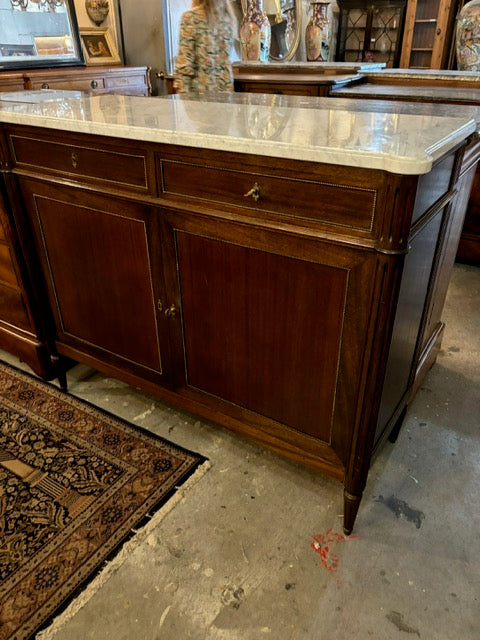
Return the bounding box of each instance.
[240,0,271,63]
[456,0,480,71]
[305,1,331,62]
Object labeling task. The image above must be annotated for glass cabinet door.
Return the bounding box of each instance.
[336,0,407,68]
[399,0,458,69]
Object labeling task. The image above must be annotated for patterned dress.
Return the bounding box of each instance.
[174,6,234,93]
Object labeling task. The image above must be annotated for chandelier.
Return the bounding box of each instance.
[10,0,65,11]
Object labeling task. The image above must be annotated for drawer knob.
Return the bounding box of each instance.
[71,152,79,169]
[164,303,177,318]
[244,182,261,202]
[91,80,98,89]
[41,82,49,89]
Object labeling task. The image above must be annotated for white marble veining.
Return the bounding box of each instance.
[0,91,476,175]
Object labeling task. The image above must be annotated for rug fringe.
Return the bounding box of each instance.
[36,460,211,640]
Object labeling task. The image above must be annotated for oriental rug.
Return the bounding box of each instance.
[0,361,207,640]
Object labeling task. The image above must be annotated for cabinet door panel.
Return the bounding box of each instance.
[21,181,172,382]
[176,231,348,441]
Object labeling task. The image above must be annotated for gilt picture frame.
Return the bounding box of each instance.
[80,28,121,65]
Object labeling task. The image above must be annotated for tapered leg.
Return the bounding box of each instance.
[51,355,68,391]
[343,489,362,535]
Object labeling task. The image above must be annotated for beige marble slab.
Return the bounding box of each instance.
[0,90,476,175]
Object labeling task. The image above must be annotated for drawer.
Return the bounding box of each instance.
[9,133,149,191]
[0,243,19,287]
[0,284,31,331]
[104,73,148,91]
[29,77,106,92]
[159,157,377,232]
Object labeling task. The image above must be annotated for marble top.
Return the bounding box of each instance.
[233,73,358,85]
[232,62,386,73]
[363,69,480,84]
[331,82,480,108]
[0,90,476,175]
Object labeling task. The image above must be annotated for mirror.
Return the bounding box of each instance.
[0,0,84,70]
[241,0,301,62]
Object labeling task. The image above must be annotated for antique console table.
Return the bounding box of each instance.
[0,90,476,534]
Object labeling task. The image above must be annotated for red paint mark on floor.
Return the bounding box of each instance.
[310,528,359,573]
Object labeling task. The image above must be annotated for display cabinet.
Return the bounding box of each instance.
[336,0,407,68]
[399,0,458,69]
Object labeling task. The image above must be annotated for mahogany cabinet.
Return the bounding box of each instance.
[0,119,473,534]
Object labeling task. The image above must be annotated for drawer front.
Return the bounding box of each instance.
[104,73,148,90]
[0,244,18,287]
[9,134,149,191]
[29,77,106,92]
[159,158,377,232]
[0,284,31,331]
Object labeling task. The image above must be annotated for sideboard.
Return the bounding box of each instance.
[0,66,151,96]
[0,91,476,534]
[232,61,385,96]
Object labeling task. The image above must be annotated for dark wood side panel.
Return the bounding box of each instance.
[375,208,444,444]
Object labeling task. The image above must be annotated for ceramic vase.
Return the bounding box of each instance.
[240,0,271,63]
[285,6,297,50]
[305,1,331,62]
[85,0,110,26]
[456,0,480,71]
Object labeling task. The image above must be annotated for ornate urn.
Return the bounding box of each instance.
[456,0,480,71]
[305,1,331,62]
[240,0,271,63]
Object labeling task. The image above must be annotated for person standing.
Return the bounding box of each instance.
[174,0,236,94]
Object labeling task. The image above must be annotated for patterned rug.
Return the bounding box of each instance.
[0,361,207,640]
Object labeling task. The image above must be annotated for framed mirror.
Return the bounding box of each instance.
[0,0,84,70]
[241,0,301,61]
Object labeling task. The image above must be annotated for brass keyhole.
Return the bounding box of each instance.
[244,182,261,202]
[164,304,177,318]
[71,152,79,169]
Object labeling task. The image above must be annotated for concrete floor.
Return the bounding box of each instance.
[4,263,480,640]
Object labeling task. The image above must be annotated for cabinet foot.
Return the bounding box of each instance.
[343,489,362,535]
[51,355,68,391]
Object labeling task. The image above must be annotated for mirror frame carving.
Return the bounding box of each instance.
[240,0,301,62]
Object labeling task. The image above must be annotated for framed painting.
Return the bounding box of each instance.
[80,28,121,65]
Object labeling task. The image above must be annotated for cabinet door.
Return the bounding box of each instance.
[336,1,407,67]
[164,211,380,468]
[399,0,456,69]
[19,179,176,386]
